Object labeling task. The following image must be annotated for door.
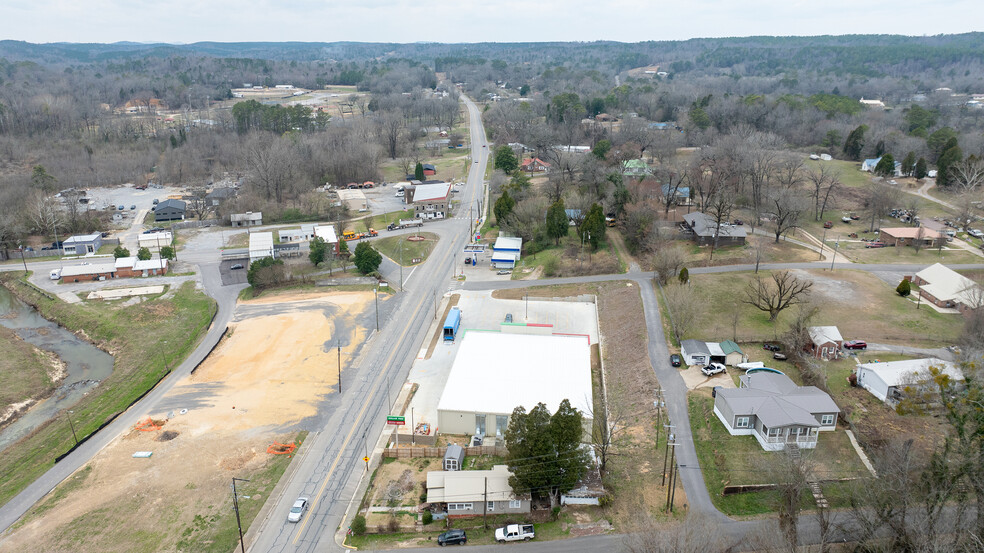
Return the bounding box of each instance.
[496,415,508,438]
[475,414,486,436]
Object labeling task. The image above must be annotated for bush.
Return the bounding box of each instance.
[351,515,367,536]
[422,510,433,525]
[897,279,912,297]
[353,241,382,275]
[387,517,400,533]
[542,256,560,277]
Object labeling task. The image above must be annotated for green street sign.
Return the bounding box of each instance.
[386,416,405,423]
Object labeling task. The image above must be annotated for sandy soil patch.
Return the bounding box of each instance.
[680,367,737,391]
[0,291,374,553]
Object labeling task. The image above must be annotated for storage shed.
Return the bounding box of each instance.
[680,339,711,366]
[443,444,465,471]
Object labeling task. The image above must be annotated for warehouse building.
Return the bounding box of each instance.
[436,333,593,441]
[248,232,275,265]
[491,236,523,269]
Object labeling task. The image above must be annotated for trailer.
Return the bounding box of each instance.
[443,307,461,342]
[400,218,424,228]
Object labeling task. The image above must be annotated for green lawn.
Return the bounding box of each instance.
[686,269,962,346]
[0,276,215,508]
[374,232,439,266]
[830,240,981,265]
[688,392,867,516]
[510,234,622,279]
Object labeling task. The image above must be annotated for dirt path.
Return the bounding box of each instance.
[607,230,641,272]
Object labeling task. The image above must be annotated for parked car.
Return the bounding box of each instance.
[841,216,851,223]
[732,219,744,225]
[701,362,727,376]
[438,529,467,546]
[496,270,511,275]
[968,229,984,238]
[152,198,159,205]
[118,205,125,210]
[287,497,308,523]
[843,340,867,350]
[670,354,682,367]
[865,241,886,248]
[773,352,788,361]
[130,205,136,210]
[763,343,781,352]
[504,314,513,323]
[823,221,833,229]
[230,264,244,270]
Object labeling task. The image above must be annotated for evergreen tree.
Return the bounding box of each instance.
[505,400,589,506]
[137,247,152,261]
[493,145,519,173]
[843,125,867,161]
[915,157,929,179]
[937,143,963,186]
[901,151,917,177]
[875,140,886,158]
[309,236,327,266]
[874,154,896,178]
[897,279,911,297]
[414,162,425,181]
[113,246,130,258]
[546,199,569,245]
[582,204,606,249]
[352,241,382,274]
[493,191,516,226]
[679,267,690,285]
[160,246,175,260]
[592,139,611,160]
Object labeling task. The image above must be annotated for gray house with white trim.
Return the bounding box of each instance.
[714,372,840,451]
[426,465,531,518]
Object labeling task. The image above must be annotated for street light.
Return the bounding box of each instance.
[374,286,379,331]
[231,477,251,553]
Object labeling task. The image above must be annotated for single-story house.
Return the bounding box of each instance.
[520,158,551,173]
[115,256,169,277]
[230,211,262,227]
[138,231,173,252]
[714,372,840,451]
[661,185,691,205]
[443,444,465,471]
[879,227,945,248]
[680,339,711,366]
[278,224,317,243]
[912,263,984,313]
[856,358,965,405]
[437,333,593,441]
[59,262,118,282]
[622,159,648,177]
[682,212,747,246]
[422,163,437,176]
[248,232,275,265]
[206,187,237,207]
[62,233,103,255]
[491,236,523,269]
[412,182,452,220]
[60,257,168,281]
[426,465,531,517]
[808,326,842,360]
[154,199,186,222]
[861,156,901,175]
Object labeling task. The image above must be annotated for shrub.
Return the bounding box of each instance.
[543,256,560,277]
[351,515,367,536]
[422,511,433,525]
[387,517,400,533]
[897,279,911,297]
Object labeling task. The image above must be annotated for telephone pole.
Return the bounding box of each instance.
[232,477,250,553]
[661,427,675,486]
[337,336,341,394]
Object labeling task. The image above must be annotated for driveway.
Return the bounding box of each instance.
[863,342,956,361]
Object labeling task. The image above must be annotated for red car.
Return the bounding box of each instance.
[823,221,833,229]
[865,241,886,248]
[843,340,867,350]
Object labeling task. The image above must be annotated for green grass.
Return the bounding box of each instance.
[688,392,867,516]
[175,431,307,553]
[0,324,54,409]
[363,209,415,228]
[374,232,439,266]
[0,276,215,508]
[11,465,93,530]
[686,269,962,346]
[832,241,982,265]
[347,512,581,549]
[804,159,870,189]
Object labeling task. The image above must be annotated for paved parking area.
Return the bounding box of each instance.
[401,290,600,441]
[219,258,249,286]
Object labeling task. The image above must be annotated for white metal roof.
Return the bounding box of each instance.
[64,233,101,244]
[426,465,518,503]
[133,258,167,271]
[916,263,983,308]
[858,358,965,387]
[249,232,274,253]
[61,262,116,277]
[437,333,592,418]
[808,326,842,345]
[314,225,338,243]
[413,182,452,203]
[138,231,172,244]
[493,236,523,251]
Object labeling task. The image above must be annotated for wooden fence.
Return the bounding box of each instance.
[382,445,508,459]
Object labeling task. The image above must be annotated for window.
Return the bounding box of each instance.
[509,500,522,509]
[821,414,835,426]
[487,501,495,512]
[735,416,750,429]
[767,427,781,437]
[448,503,473,511]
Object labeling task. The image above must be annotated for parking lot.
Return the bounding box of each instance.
[219,257,249,285]
[401,291,600,442]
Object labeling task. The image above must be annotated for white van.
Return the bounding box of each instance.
[50,269,62,280]
[395,190,405,197]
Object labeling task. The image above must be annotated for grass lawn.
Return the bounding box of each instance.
[0,276,215,508]
[374,232,439,266]
[685,269,962,346]
[830,240,981,265]
[0,325,55,410]
[510,234,622,280]
[680,233,817,269]
[361,209,416,228]
[688,391,868,516]
[379,155,471,184]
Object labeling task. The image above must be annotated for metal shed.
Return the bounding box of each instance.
[443,444,465,471]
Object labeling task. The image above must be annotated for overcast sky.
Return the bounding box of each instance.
[3,0,982,44]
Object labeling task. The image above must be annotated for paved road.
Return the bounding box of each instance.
[242,94,489,553]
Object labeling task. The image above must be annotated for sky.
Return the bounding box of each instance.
[3,0,983,44]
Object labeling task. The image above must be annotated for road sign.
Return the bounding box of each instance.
[386,416,405,425]
[363,456,369,463]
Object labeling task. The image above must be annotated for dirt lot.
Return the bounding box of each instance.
[0,291,373,553]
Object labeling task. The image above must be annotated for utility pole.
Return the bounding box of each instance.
[661,428,675,486]
[818,227,827,261]
[374,286,379,331]
[666,441,678,512]
[363,426,370,472]
[483,477,488,529]
[525,294,529,320]
[232,477,251,553]
[337,336,341,394]
[66,410,78,445]
[411,407,415,446]
[19,247,28,275]
[830,238,839,271]
[399,236,405,292]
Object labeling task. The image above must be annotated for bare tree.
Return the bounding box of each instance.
[652,245,686,285]
[743,271,813,321]
[624,511,739,553]
[663,283,701,343]
[30,193,62,237]
[951,156,984,192]
[505,196,548,245]
[187,186,214,220]
[805,164,839,222]
[769,187,808,243]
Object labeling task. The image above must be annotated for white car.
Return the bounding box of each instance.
[287,497,309,523]
[701,362,727,376]
[968,229,983,238]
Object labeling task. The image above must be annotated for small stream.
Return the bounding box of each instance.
[0,285,114,452]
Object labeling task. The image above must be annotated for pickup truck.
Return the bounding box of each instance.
[495,524,534,543]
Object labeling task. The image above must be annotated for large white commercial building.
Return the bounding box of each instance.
[248,232,275,265]
[436,332,593,440]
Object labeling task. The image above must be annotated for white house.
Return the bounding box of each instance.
[856,358,965,405]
